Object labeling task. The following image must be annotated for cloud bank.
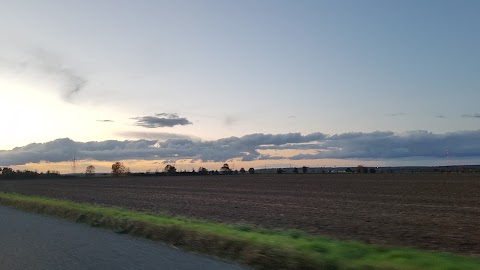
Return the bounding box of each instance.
[1,130,480,166]
[132,113,192,128]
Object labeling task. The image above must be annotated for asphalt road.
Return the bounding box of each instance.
[0,206,247,270]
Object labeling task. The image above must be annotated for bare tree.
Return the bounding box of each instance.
[220,163,232,174]
[111,162,127,177]
[164,164,177,175]
[198,167,208,175]
[85,165,95,176]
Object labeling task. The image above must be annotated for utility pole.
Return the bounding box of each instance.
[72,157,77,174]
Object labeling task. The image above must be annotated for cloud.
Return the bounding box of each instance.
[96,119,114,123]
[461,114,480,118]
[1,130,480,166]
[0,47,88,101]
[436,115,447,119]
[31,49,88,101]
[117,131,198,141]
[132,113,192,128]
[388,113,407,117]
[224,116,238,126]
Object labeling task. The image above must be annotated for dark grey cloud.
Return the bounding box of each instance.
[96,119,114,123]
[132,113,192,128]
[461,114,480,118]
[1,130,480,166]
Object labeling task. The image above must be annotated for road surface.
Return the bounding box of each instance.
[0,206,247,270]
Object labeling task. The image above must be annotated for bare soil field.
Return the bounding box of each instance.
[0,173,479,256]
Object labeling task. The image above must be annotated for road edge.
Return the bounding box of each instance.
[0,192,478,270]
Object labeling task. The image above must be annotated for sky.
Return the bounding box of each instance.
[1,0,480,172]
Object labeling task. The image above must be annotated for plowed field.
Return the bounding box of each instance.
[1,173,479,255]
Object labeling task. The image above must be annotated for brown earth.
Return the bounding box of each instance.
[0,173,479,256]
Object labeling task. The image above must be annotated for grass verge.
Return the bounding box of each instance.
[0,192,478,270]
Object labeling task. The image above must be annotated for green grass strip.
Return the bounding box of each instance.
[0,192,478,270]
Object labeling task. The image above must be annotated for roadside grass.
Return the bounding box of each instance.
[0,192,478,270]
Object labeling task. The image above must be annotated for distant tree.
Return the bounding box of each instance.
[239,167,246,174]
[111,162,127,177]
[248,168,255,174]
[1,167,14,176]
[164,164,177,175]
[276,168,284,174]
[356,165,369,173]
[220,163,232,174]
[233,170,238,175]
[198,167,209,175]
[345,168,353,173]
[369,168,376,174]
[293,167,299,174]
[302,166,308,173]
[85,165,95,176]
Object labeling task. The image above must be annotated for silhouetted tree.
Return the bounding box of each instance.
[198,167,209,175]
[302,166,308,173]
[220,163,232,174]
[1,167,14,176]
[111,162,127,177]
[239,168,246,174]
[248,168,255,174]
[293,167,299,174]
[345,168,353,173]
[276,168,284,174]
[164,164,177,175]
[369,168,376,173]
[85,165,95,176]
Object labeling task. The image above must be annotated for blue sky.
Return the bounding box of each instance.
[1,0,479,171]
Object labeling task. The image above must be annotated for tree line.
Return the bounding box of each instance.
[0,167,63,179]
[108,162,256,177]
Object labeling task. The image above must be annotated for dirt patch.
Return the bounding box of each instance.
[1,173,479,255]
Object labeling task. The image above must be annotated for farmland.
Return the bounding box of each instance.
[0,173,478,256]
